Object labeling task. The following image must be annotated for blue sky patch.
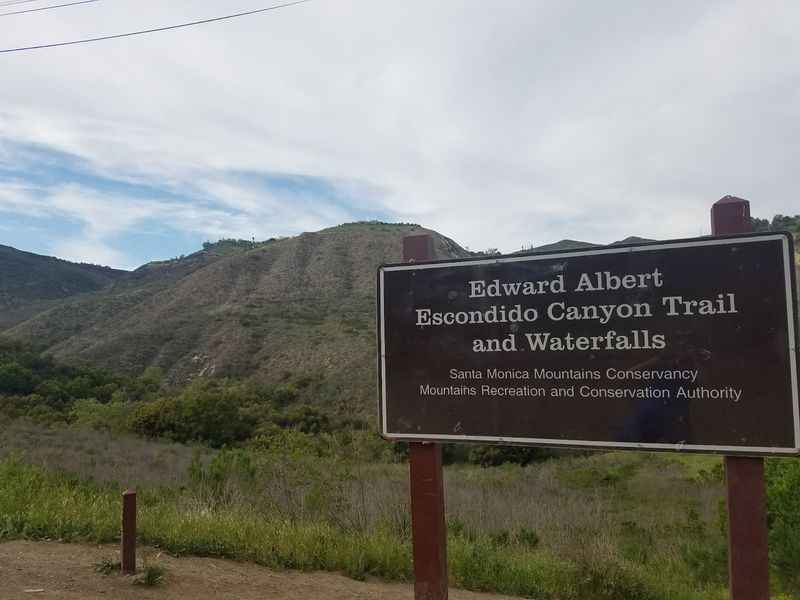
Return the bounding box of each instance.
[0,142,395,269]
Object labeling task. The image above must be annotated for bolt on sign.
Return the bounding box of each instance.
[377,233,800,455]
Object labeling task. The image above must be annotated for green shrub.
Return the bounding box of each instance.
[0,340,142,421]
[618,521,653,564]
[129,382,255,447]
[447,517,466,538]
[467,444,552,467]
[128,397,181,439]
[515,527,540,549]
[134,563,167,586]
[0,362,36,395]
[557,461,639,489]
[489,530,510,547]
[94,557,121,575]
[190,448,257,507]
[678,507,728,586]
[249,427,324,457]
[766,458,800,589]
[70,399,132,433]
[178,383,256,446]
[277,405,330,434]
[696,462,724,484]
[572,558,652,600]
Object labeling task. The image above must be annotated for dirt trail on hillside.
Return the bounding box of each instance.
[0,541,517,600]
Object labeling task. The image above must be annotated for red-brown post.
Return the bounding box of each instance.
[711,196,770,600]
[403,234,449,600]
[121,489,137,575]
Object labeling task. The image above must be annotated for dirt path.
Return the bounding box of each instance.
[0,541,517,600]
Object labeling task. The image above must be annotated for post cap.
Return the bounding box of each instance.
[710,196,752,235]
[714,195,750,206]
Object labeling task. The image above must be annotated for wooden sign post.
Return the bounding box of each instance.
[121,489,137,575]
[711,196,770,600]
[403,234,449,600]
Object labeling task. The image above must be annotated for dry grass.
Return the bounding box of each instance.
[0,419,212,488]
[0,422,724,547]
[1,422,735,598]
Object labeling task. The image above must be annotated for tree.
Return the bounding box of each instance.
[128,382,256,447]
[0,362,36,395]
[278,405,331,434]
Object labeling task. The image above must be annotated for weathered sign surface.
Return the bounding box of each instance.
[377,233,799,455]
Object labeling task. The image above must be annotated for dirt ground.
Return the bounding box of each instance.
[0,541,517,600]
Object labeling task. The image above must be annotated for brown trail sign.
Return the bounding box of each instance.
[384,197,799,600]
[381,231,798,453]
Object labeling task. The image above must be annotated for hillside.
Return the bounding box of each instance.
[0,245,126,329]
[3,223,470,416]
[1,220,797,417]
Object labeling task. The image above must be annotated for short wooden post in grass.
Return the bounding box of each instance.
[403,234,449,600]
[121,489,137,575]
[711,196,770,600]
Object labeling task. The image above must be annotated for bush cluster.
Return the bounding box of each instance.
[0,340,567,466]
[766,458,800,589]
[750,214,800,235]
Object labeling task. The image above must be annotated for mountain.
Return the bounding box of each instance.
[0,245,126,329]
[612,236,655,245]
[3,223,470,416]
[1,223,796,417]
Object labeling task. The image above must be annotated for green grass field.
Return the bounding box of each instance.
[0,423,734,599]
[2,421,799,599]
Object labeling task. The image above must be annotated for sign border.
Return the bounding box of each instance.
[376,231,800,456]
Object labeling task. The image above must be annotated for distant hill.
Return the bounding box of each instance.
[516,236,656,255]
[0,245,126,329]
[612,236,655,245]
[519,239,600,254]
[3,223,470,416]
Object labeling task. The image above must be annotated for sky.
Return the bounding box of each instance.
[0,0,798,270]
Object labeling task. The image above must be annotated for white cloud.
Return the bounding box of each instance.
[0,177,366,267]
[51,236,129,269]
[0,181,50,218]
[0,0,798,263]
